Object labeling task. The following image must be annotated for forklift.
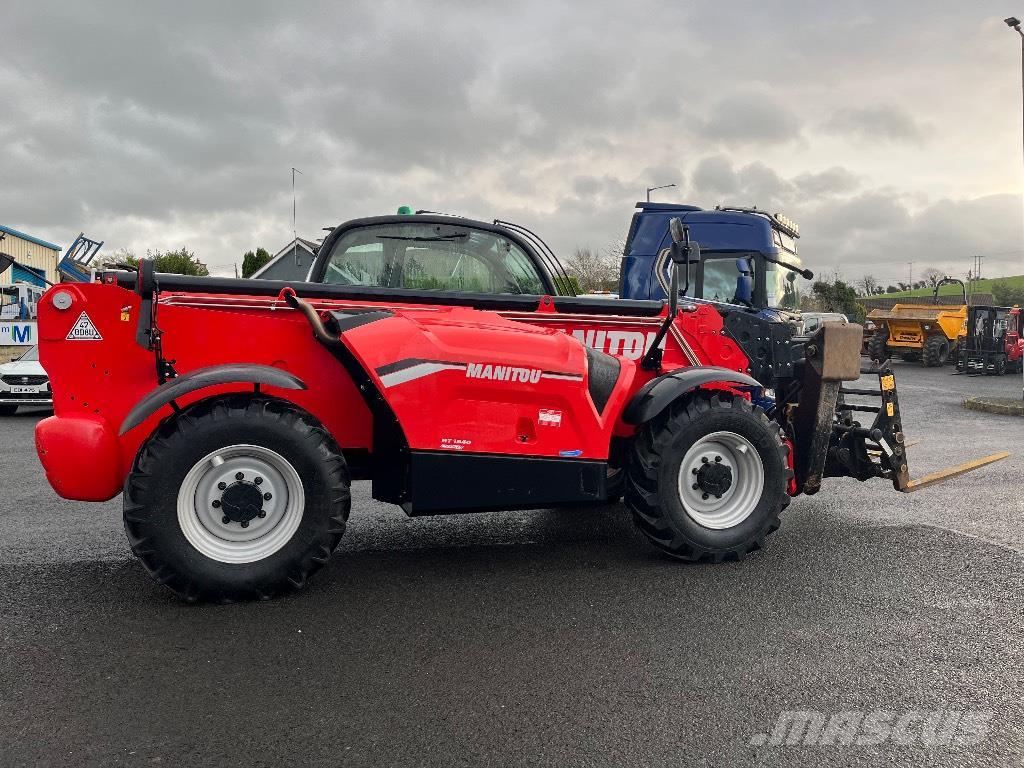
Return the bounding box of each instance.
[956,305,1023,375]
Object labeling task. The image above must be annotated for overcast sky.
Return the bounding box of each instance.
[3,0,1024,284]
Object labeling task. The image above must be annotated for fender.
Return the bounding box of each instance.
[119,364,306,435]
[622,366,761,425]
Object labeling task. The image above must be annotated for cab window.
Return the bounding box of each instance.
[322,223,546,295]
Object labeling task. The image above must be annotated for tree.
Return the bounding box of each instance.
[921,268,944,289]
[565,246,618,293]
[810,278,865,321]
[858,274,879,297]
[103,247,208,276]
[992,280,1024,307]
[885,285,899,294]
[242,247,273,278]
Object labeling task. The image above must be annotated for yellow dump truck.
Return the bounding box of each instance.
[866,278,968,366]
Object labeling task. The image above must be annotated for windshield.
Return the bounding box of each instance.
[766,259,806,309]
[322,223,546,295]
[661,251,808,308]
[699,259,746,304]
[17,346,39,362]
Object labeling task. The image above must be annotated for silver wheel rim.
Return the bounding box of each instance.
[676,430,764,530]
[177,444,305,564]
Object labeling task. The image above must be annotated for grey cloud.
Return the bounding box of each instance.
[696,92,802,146]
[793,167,861,198]
[690,156,794,209]
[0,0,1016,280]
[821,105,929,143]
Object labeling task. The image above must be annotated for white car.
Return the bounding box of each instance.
[0,346,52,415]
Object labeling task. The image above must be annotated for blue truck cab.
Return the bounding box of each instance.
[619,203,808,310]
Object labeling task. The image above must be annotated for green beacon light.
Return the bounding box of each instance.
[396,205,414,215]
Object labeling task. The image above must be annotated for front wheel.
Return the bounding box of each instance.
[922,335,949,367]
[626,393,791,562]
[123,395,351,602]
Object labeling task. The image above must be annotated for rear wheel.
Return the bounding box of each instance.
[0,404,18,416]
[123,395,351,602]
[922,335,949,367]
[867,332,888,362]
[626,392,791,562]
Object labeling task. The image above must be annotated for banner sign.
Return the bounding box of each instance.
[0,322,35,346]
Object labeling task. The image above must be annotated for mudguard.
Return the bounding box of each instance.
[622,366,761,425]
[119,364,306,435]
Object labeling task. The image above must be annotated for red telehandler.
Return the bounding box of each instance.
[11,214,1007,602]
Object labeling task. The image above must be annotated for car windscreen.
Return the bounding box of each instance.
[17,346,39,362]
[322,223,546,295]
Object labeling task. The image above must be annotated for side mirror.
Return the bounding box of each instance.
[668,217,701,264]
[0,252,14,275]
[670,239,700,264]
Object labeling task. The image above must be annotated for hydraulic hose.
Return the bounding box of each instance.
[280,288,340,347]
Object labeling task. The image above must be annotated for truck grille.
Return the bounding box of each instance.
[1,374,48,386]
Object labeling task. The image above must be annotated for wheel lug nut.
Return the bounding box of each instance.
[692,483,699,490]
[217,482,227,490]
[254,477,263,485]
[714,456,722,463]
[221,516,230,524]
[691,468,698,475]
[701,457,709,464]
[701,493,709,500]
[212,500,221,508]
[258,511,266,518]
[235,472,244,481]
[240,521,249,528]
[263,492,272,501]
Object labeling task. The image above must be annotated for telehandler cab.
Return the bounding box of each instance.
[19,215,1007,602]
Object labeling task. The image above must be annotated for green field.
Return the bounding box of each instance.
[876,274,1024,298]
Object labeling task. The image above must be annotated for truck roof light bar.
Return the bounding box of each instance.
[714,206,800,239]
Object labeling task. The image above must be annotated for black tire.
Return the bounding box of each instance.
[0,404,18,416]
[626,392,791,563]
[123,395,351,602]
[867,332,888,362]
[922,335,949,367]
[995,357,1007,376]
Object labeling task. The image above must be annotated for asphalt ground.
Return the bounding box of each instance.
[1,362,1022,767]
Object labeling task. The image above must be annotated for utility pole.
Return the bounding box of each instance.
[292,167,303,266]
[907,261,914,293]
[1006,18,1024,268]
[646,183,676,202]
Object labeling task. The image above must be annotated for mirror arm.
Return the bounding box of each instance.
[762,252,813,281]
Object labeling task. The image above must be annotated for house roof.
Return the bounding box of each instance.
[0,224,61,251]
[251,237,320,279]
[270,237,318,261]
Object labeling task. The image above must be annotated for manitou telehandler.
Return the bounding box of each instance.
[8,214,1007,602]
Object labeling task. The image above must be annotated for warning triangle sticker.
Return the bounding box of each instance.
[66,311,103,341]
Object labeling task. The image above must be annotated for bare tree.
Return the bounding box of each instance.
[921,268,944,289]
[565,247,618,293]
[858,274,879,297]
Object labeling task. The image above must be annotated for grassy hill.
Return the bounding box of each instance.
[876,274,1024,298]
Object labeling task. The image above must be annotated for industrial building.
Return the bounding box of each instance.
[0,224,61,286]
